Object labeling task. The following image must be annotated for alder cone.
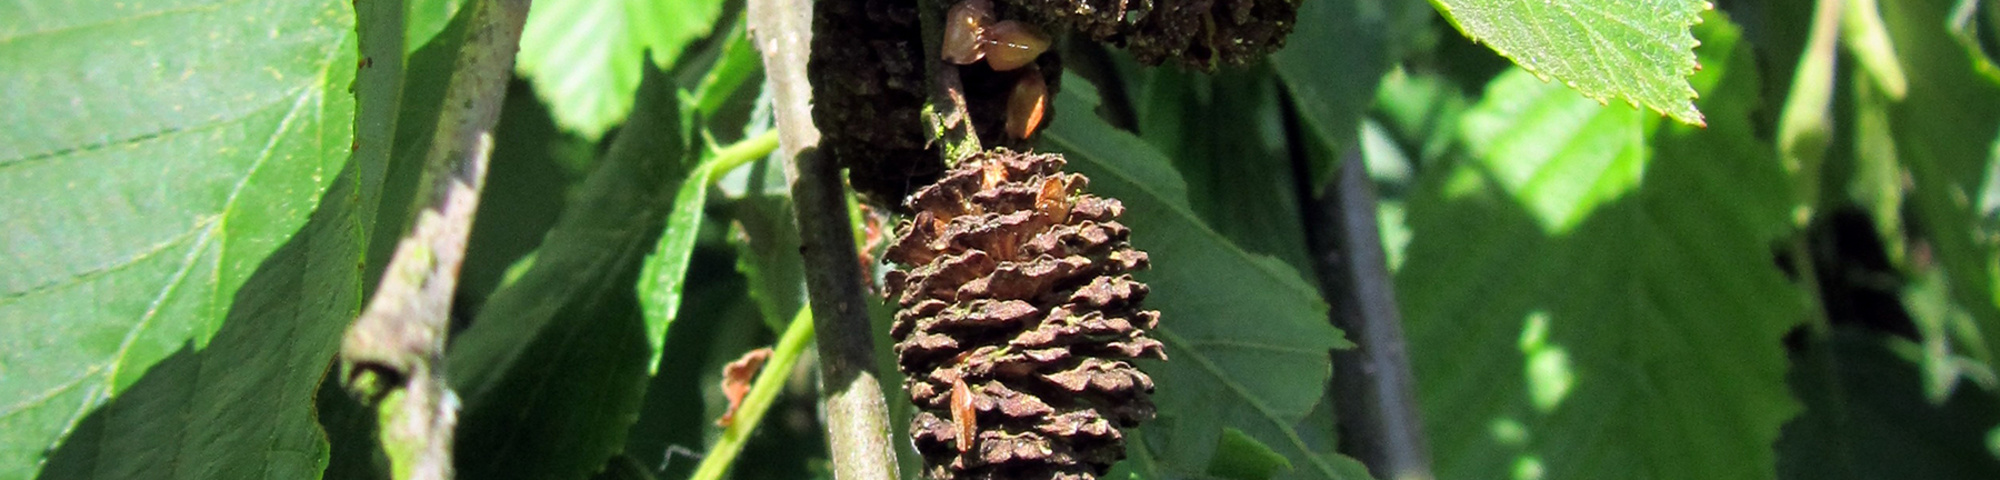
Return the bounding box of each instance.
[884,149,1166,480]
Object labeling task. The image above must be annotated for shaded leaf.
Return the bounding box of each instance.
[1272,0,1399,189]
[1885,0,2000,380]
[447,66,693,480]
[1776,329,2000,479]
[1206,428,1293,480]
[0,1,357,475]
[1046,78,1362,480]
[458,82,592,307]
[726,192,806,332]
[1400,16,1804,480]
[317,0,414,477]
[1431,0,1708,125]
[618,245,763,480]
[1137,66,1313,275]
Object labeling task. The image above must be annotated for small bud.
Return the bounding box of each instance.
[980,20,1049,71]
[1005,67,1048,139]
[942,0,994,64]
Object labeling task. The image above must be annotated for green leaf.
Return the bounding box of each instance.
[36,159,381,480]
[725,192,807,332]
[457,84,594,305]
[1901,271,2000,401]
[593,454,664,480]
[618,251,762,480]
[1401,16,1803,480]
[1271,0,1399,189]
[1046,78,1361,480]
[315,3,405,477]
[637,160,715,372]
[515,0,726,138]
[1885,0,2000,382]
[1206,428,1293,480]
[1135,66,1313,275]
[1370,70,1474,169]
[447,65,693,479]
[1431,0,1707,125]
[1455,69,1646,235]
[406,0,469,56]
[0,0,357,475]
[635,31,773,367]
[1776,330,2000,479]
[367,0,481,290]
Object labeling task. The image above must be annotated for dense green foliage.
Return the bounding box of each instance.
[4,0,2000,479]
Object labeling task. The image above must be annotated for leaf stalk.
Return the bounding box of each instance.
[689,307,817,480]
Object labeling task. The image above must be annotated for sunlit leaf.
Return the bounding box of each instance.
[1455,69,1646,234]
[1432,0,1708,125]
[637,160,716,371]
[515,0,726,138]
[0,1,357,475]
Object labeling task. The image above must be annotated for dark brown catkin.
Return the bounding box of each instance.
[809,0,941,208]
[998,0,1298,68]
[884,149,1166,480]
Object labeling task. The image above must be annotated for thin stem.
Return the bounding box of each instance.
[689,307,817,480]
[916,0,980,162]
[337,0,531,479]
[1790,235,1836,335]
[745,0,902,477]
[709,130,781,178]
[1300,143,1434,480]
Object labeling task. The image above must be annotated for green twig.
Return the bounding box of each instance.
[689,307,817,480]
[709,130,782,176]
[337,0,531,478]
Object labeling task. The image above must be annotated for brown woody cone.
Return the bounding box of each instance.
[884,149,1166,480]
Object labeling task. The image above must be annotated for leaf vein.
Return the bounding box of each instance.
[1155,328,1337,479]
